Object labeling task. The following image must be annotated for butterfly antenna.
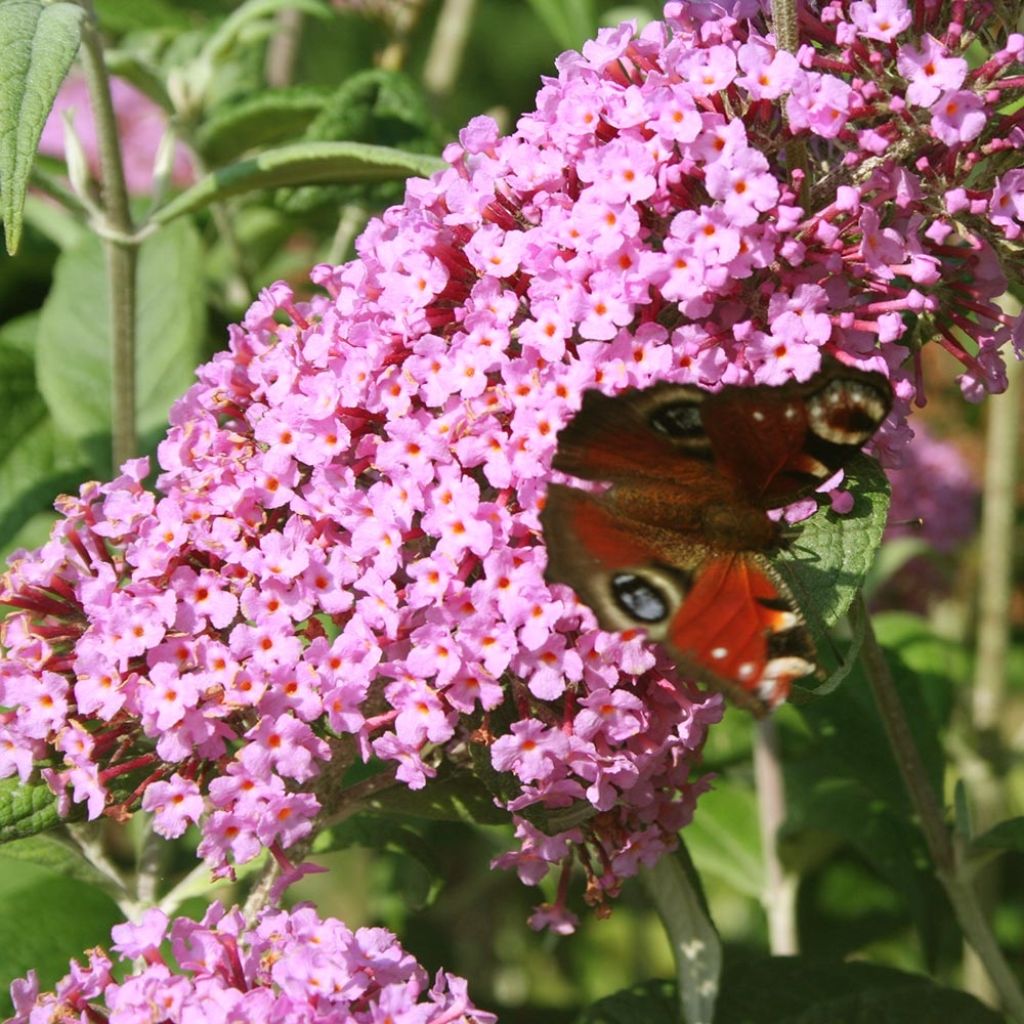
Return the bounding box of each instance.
[888,516,925,531]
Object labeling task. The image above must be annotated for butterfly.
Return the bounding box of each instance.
[540,359,892,715]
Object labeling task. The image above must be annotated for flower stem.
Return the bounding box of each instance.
[76,0,138,470]
[853,595,1024,1022]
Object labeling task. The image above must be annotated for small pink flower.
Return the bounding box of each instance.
[930,89,987,145]
[897,34,968,107]
[142,773,204,839]
[849,0,912,42]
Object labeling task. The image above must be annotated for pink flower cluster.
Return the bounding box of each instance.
[2,0,1023,926]
[7,902,495,1024]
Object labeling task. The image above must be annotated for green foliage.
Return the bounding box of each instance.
[0,853,121,1018]
[275,69,441,212]
[35,219,205,474]
[778,454,891,633]
[0,777,82,841]
[0,0,84,254]
[150,140,444,224]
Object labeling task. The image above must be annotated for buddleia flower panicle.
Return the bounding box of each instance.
[1,0,1022,929]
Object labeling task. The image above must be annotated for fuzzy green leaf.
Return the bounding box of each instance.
[151,140,444,224]
[0,777,84,841]
[197,86,327,166]
[0,0,83,253]
[775,454,891,632]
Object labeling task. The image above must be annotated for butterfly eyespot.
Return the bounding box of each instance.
[808,380,889,444]
[648,401,705,440]
[611,572,669,623]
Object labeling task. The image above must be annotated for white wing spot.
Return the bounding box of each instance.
[783,405,798,420]
[751,409,766,423]
[711,646,729,660]
[738,662,757,680]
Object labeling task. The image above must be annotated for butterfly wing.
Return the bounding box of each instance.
[542,360,891,712]
[541,484,814,714]
[633,361,892,506]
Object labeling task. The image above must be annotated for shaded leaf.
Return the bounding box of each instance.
[0,314,88,552]
[0,856,121,1018]
[971,816,1024,855]
[575,979,677,1024]
[275,70,439,213]
[714,954,1004,1024]
[525,0,596,49]
[683,775,763,899]
[362,765,509,826]
[0,832,116,892]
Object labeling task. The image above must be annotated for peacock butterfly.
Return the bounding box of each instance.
[540,358,892,715]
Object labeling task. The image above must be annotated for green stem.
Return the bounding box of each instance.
[854,596,1024,1022]
[770,0,809,202]
[76,0,138,470]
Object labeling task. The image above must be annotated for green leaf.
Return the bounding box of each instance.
[312,817,444,909]
[0,832,116,892]
[714,954,1005,1023]
[578,957,1004,1024]
[0,314,89,552]
[0,0,83,254]
[971,816,1024,855]
[0,855,121,1019]
[150,140,445,224]
[0,776,85,841]
[35,218,205,464]
[784,661,951,967]
[275,70,439,214]
[575,979,678,1024]
[641,846,721,1024]
[683,775,763,899]
[196,85,328,166]
[92,0,192,31]
[775,454,891,632]
[361,766,509,826]
[103,51,174,113]
[524,0,596,49]
[871,611,961,727]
